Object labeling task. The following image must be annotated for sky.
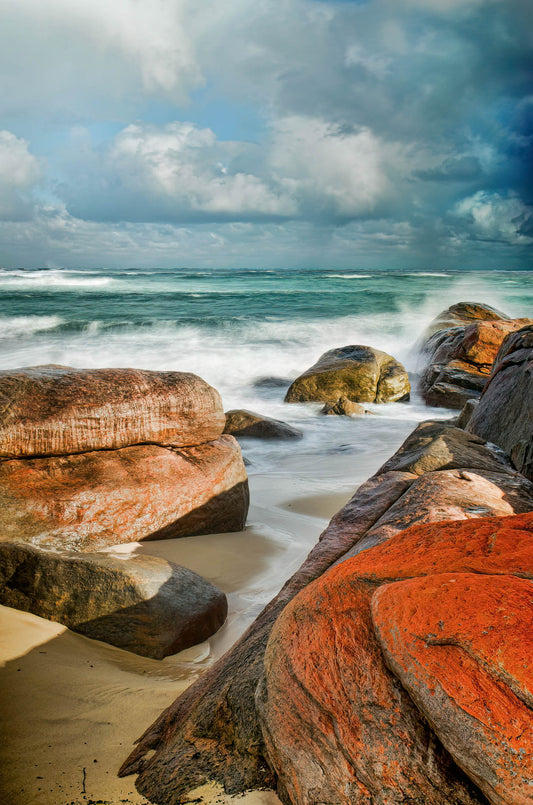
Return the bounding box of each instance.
[0,0,532,269]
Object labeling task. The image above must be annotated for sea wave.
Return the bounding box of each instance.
[0,269,113,289]
[325,273,372,279]
[0,315,65,337]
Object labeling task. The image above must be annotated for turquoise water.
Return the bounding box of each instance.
[1,266,531,474]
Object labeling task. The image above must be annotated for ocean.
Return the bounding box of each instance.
[1,266,532,480]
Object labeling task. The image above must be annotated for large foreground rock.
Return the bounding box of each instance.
[420,317,530,409]
[259,512,533,804]
[224,410,302,440]
[0,435,248,550]
[373,571,533,805]
[0,365,225,458]
[285,345,410,404]
[120,420,533,801]
[0,543,227,659]
[467,324,533,481]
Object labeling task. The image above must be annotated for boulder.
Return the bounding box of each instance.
[424,302,508,336]
[467,325,533,481]
[285,345,410,405]
[224,410,302,440]
[0,543,227,659]
[376,420,512,477]
[120,421,533,802]
[0,436,249,551]
[373,572,533,805]
[320,396,367,416]
[258,512,533,805]
[421,319,530,409]
[0,365,225,458]
[420,318,531,409]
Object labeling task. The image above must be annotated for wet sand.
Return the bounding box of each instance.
[0,428,410,805]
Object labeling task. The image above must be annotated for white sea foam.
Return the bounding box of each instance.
[0,269,113,289]
[0,315,64,338]
[325,273,372,279]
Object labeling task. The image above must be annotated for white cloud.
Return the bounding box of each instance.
[0,0,202,115]
[269,116,401,217]
[454,191,533,244]
[0,130,42,220]
[61,122,296,220]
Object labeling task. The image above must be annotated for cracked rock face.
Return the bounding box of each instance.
[0,365,225,458]
[467,324,533,481]
[285,345,410,405]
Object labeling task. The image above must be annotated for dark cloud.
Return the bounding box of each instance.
[0,0,531,266]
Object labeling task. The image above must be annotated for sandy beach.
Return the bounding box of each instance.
[1,437,402,805]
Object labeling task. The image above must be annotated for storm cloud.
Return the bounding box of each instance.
[0,0,531,267]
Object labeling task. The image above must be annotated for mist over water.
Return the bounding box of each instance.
[1,266,531,479]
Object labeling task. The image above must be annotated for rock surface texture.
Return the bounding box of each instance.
[285,345,410,404]
[260,511,533,805]
[373,571,533,805]
[0,366,249,549]
[418,303,531,409]
[0,365,225,458]
[320,396,367,416]
[467,324,533,481]
[0,436,248,551]
[224,410,302,440]
[121,419,533,803]
[0,543,227,659]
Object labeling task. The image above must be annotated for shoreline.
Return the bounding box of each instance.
[1,446,393,805]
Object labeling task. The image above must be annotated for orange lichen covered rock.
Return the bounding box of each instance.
[0,365,225,458]
[372,573,533,805]
[0,436,248,550]
[257,511,533,804]
[350,510,533,582]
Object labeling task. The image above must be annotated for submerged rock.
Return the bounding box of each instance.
[0,543,227,659]
[0,436,249,551]
[224,409,302,440]
[320,396,367,416]
[467,324,533,481]
[285,345,410,405]
[0,365,225,458]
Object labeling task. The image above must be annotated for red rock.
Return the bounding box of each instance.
[350,510,533,582]
[425,302,509,335]
[420,311,531,409]
[0,543,227,659]
[351,467,533,557]
[0,365,225,458]
[0,435,248,550]
[372,572,533,805]
[467,324,533,481]
[258,512,533,804]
